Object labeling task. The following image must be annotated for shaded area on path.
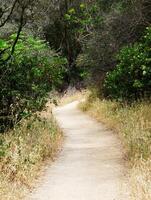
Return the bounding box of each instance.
[28,101,129,200]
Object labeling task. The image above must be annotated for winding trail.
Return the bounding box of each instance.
[29,101,128,200]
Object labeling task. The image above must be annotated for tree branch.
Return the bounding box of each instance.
[0,0,18,28]
[4,7,25,62]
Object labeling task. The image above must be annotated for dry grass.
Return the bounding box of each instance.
[80,96,151,200]
[0,109,62,199]
[59,89,88,106]
[130,159,151,200]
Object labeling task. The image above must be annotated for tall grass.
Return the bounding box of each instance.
[80,96,151,200]
[0,114,62,200]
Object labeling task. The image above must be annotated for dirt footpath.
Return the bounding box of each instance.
[28,101,129,200]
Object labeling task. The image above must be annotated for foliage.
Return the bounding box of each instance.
[78,0,151,86]
[104,27,151,100]
[43,1,96,84]
[0,33,67,132]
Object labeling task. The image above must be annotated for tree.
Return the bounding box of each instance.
[43,0,92,83]
[78,0,151,87]
[0,0,38,62]
[0,0,67,132]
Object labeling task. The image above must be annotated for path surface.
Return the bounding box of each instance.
[29,101,128,200]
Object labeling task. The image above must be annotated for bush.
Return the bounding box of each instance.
[0,33,67,131]
[104,27,151,100]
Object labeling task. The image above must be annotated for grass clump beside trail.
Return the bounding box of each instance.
[0,112,62,200]
[80,95,151,200]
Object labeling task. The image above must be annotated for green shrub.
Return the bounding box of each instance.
[0,33,67,131]
[104,27,151,100]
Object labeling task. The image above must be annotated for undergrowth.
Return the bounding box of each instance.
[0,113,62,200]
[80,95,151,200]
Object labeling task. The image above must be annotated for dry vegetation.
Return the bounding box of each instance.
[59,89,88,106]
[80,95,151,200]
[0,107,62,200]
